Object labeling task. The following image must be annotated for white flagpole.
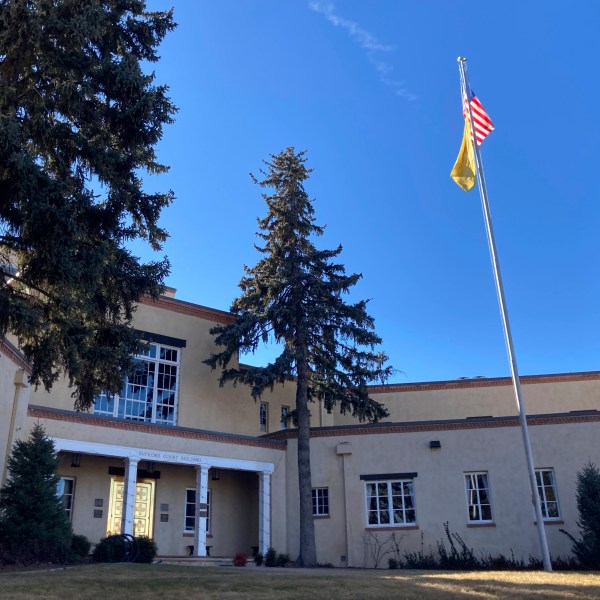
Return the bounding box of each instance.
[457,57,552,572]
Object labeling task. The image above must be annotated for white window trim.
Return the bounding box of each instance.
[465,471,493,523]
[312,487,329,516]
[57,476,75,522]
[365,479,417,527]
[535,468,561,521]
[184,487,211,534]
[94,342,181,426]
[259,401,269,433]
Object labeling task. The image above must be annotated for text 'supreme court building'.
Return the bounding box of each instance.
[1,289,599,565]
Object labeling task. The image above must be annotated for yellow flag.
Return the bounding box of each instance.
[450,120,476,192]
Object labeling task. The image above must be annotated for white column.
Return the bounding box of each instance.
[122,457,139,535]
[258,471,271,554]
[194,465,209,557]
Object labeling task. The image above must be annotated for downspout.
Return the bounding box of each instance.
[336,442,353,567]
[3,368,27,483]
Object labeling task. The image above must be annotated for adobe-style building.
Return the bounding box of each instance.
[1,290,599,566]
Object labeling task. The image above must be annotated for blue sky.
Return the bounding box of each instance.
[138,0,599,383]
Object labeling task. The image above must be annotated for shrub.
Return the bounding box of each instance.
[436,522,477,570]
[388,558,399,569]
[92,534,139,563]
[135,536,157,563]
[0,425,72,564]
[561,462,600,569]
[276,553,290,567]
[264,547,277,567]
[254,551,264,566]
[402,550,437,569]
[233,552,248,567]
[71,534,91,559]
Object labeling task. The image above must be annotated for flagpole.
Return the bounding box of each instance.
[457,57,552,572]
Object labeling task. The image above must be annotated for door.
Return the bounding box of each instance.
[107,477,155,538]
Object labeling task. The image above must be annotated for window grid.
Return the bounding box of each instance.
[57,477,75,521]
[93,342,180,426]
[366,480,416,527]
[312,488,329,516]
[465,472,493,522]
[259,402,268,433]
[536,469,561,520]
[185,488,211,533]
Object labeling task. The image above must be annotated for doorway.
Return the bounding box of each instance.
[107,477,155,538]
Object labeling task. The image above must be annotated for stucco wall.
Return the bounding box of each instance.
[0,342,31,483]
[283,417,600,567]
[333,374,600,426]
[27,297,309,435]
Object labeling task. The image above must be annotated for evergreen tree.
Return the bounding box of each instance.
[0,424,72,563]
[205,148,392,566]
[0,0,176,410]
[570,462,600,568]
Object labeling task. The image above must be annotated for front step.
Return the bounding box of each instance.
[156,556,234,567]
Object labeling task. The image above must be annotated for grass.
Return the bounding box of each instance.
[1,564,599,599]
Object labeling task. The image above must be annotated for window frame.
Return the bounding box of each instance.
[535,468,561,521]
[93,342,181,426]
[364,479,416,528]
[57,476,75,522]
[465,471,493,523]
[312,487,329,517]
[184,487,211,534]
[259,401,269,433]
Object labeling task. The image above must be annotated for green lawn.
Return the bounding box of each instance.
[1,564,599,599]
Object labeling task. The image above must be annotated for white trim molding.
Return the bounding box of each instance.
[51,438,275,474]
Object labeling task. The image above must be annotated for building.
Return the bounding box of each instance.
[1,290,599,566]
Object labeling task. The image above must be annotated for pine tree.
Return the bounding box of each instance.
[571,462,600,568]
[0,424,72,563]
[0,0,176,410]
[205,148,392,566]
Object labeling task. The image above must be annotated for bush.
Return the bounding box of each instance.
[93,536,130,563]
[135,536,157,563]
[402,550,437,569]
[0,425,72,564]
[276,553,290,567]
[71,534,91,559]
[264,547,277,567]
[388,558,399,569]
[233,552,248,567]
[254,551,264,566]
[561,462,600,569]
[92,534,139,563]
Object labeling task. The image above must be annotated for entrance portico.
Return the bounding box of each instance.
[53,438,274,556]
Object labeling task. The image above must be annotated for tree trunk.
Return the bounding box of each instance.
[295,340,317,567]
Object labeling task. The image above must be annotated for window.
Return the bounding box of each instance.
[185,488,211,533]
[259,402,268,432]
[465,472,493,522]
[94,342,180,425]
[312,488,329,516]
[281,406,289,430]
[536,469,561,520]
[57,477,75,521]
[365,480,416,526]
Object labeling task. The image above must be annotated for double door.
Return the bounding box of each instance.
[107,477,155,538]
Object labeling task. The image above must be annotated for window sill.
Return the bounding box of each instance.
[365,525,419,531]
[467,522,496,528]
[183,533,213,538]
[313,515,330,520]
[534,520,564,525]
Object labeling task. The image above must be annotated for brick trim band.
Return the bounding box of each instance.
[28,406,286,450]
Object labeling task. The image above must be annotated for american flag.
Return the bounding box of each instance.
[462,87,494,146]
